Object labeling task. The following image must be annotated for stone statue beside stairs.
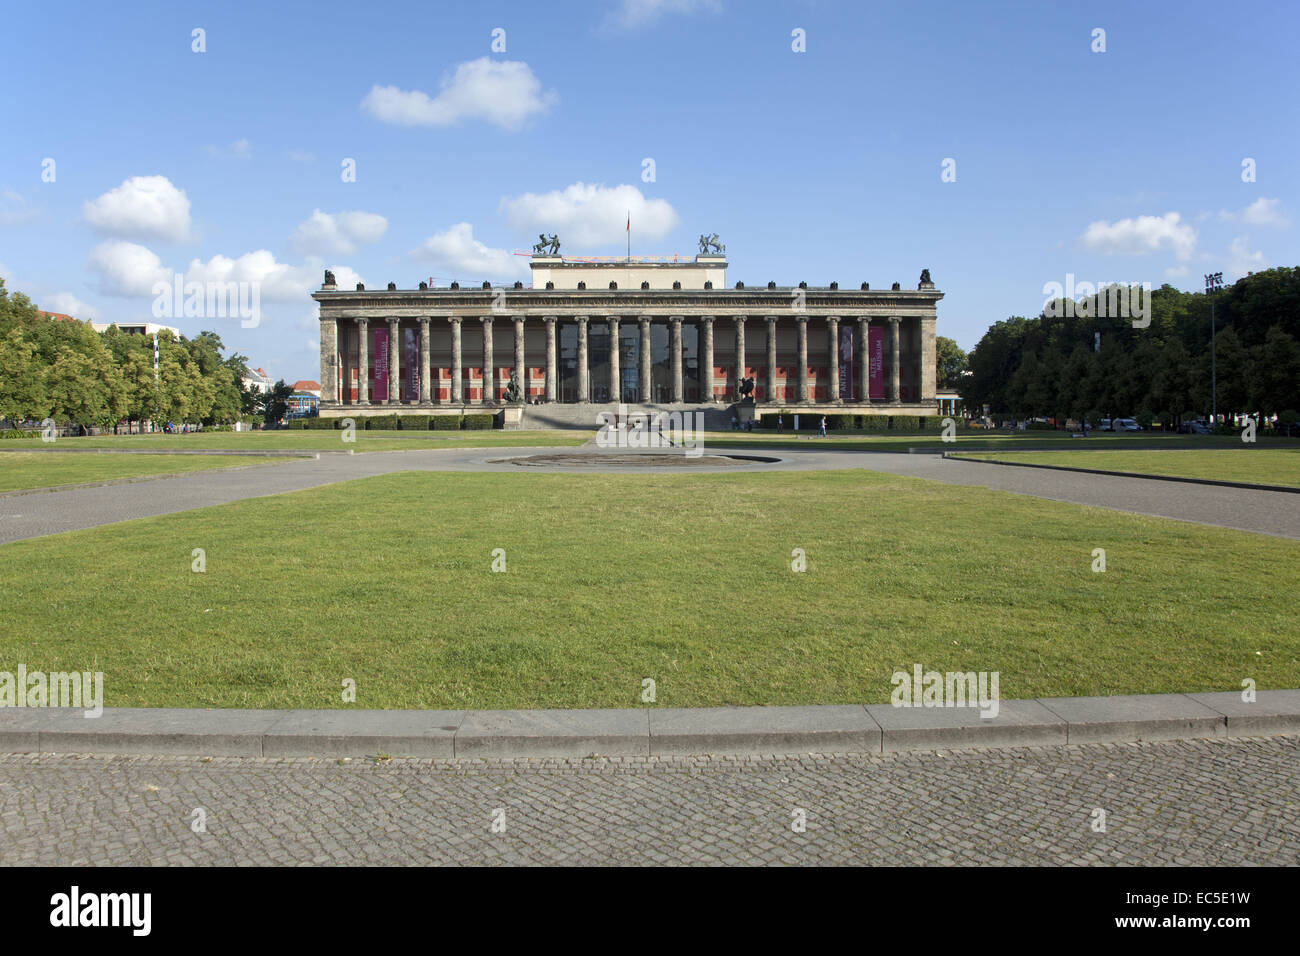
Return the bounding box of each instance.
[505,370,523,404]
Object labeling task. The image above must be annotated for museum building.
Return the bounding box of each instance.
[312,253,942,419]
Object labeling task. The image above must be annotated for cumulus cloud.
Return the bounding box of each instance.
[1227,236,1267,279]
[603,0,722,30]
[1079,211,1197,260]
[88,241,172,295]
[1220,197,1290,228]
[289,209,388,256]
[362,58,557,131]
[500,182,679,247]
[83,176,193,242]
[183,250,319,301]
[410,223,524,279]
[42,291,99,320]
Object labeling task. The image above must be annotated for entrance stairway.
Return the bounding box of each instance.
[520,402,740,431]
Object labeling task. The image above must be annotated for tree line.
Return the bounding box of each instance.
[960,267,1300,426]
[0,278,274,430]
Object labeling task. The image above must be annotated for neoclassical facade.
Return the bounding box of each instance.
[312,255,942,417]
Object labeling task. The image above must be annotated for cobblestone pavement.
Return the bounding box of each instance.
[1,736,1295,865]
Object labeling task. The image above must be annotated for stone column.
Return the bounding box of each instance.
[700,315,714,401]
[513,316,526,401]
[607,316,620,402]
[638,316,652,403]
[889,315,901,403]
[481,316,494,405]
[765,316,777,403]
[450,317,463,405]
[920,315,937,402]
[670,316,683,403]
[796,315,809,403]
[418,317,431,405]
[387,318,400,404]
[544,316,557,403]
[827,316,840,404]
[356,317,370,405]
[577,315,589,402]
[320,317,338,404]
[733,315,746,399]
[858,316,870,403]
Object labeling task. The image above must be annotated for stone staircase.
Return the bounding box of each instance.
[519,402,740,431]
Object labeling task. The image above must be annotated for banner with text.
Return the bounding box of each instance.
[404,328,418,401]
[373,328,389,400]
[868,325,884,400]
[838,324,853,400]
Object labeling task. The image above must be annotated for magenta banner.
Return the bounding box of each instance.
[404,328,418,401]
[868,325,885,400]
[838,324,853,400]
[372,327,389,400]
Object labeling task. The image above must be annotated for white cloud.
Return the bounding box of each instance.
[362,58,557,131]
[1079,211,1197,260]
[289,209,388,256]
[88,241,172,295]
[1227,236,1267,279]
[42,291,99,320]
[410,222,524,279]
[322,263,366,290]
[0,190,39,227]
[205,139,252,159]
[500,182,679,247]
[1220,197,1290,228]
[603,0,722,30]
[183,250,317,301]
[83,176,193,242]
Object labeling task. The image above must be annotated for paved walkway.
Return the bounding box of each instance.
[1,736,1294,865]
[2,444,1297,543]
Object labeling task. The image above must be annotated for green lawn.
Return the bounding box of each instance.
[952,448,1300,488]
[0,452,299,493]
[2,469,1294,710]
[705,431,1298,453]
[12,429,590,454]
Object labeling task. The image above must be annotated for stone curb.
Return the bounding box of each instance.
[0,691,1295,759]
[944,452,1300,494]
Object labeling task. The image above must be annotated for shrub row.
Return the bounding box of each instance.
[757,413,946,432]
[291,414,501,431]
[0,429,35,439]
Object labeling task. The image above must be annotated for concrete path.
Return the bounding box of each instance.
[1,736,1294,865]
[2,691,1295,758]
[2,444,1298,543]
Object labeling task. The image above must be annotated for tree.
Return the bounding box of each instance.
[0,328,46,422]
[935,336,968,390]
[264,380,293,424]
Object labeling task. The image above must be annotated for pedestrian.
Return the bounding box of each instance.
[777,414,783,433]
[819,416,827,438]
[731,415,738,430]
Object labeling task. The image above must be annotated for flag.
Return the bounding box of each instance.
[626,212,630,231]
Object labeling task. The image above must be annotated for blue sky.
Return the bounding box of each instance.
[2,0,1297,381]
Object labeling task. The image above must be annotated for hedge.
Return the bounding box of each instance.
[431,415,461,430]
[462,413,494,430]
[399,415,431,430]
[0,429,34,439]
[366,414,399,430]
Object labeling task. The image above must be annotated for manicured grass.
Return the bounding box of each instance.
[23,429,590,453]
[952,448,1300,487]
[1,470,1295,710]
[0,452,298,493]
[705,431,1297,453]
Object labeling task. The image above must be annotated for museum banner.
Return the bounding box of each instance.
[404,328,418,401]
[868,325,885,399]
[838,324,853,400]
[372,327,389,400]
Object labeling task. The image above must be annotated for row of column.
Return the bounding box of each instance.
[331,314,905,406]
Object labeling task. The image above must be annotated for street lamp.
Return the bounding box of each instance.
[1205,272,1223,426]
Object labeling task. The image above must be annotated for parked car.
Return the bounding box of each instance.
[1114,418,1142,431]
[1099,419,1113,431]
[1179,420,1211,435]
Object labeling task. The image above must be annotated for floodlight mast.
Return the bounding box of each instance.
[1205,272,1223,426]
